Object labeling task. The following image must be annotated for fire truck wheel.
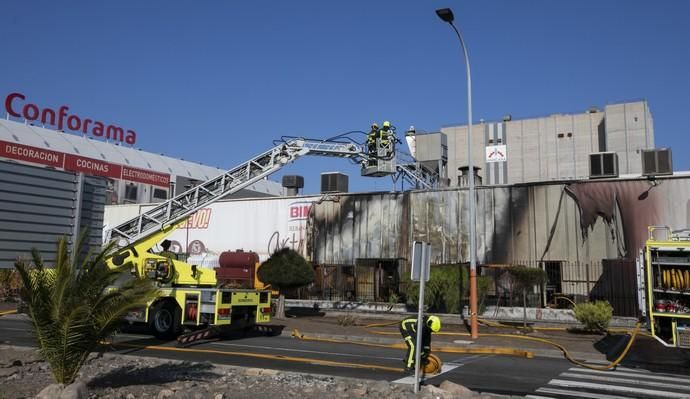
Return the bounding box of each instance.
[149,300,181,339]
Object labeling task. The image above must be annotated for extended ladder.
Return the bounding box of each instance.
[106,138,371,247]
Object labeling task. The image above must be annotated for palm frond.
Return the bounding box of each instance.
[14,234,158,384]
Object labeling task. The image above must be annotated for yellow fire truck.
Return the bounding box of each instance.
[638,226,690,348]
[105,133,430,342]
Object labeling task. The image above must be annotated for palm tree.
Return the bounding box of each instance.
[14,233,157,384]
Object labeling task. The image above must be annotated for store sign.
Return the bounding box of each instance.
[4,92,137,145]
[485,145,507,163]
[64,155,121,178]
[122,166,170,186]
[0,140,64,168]
[0,139,168,186]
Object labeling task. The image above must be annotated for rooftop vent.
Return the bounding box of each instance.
[641,148,673,177]
[320,172,348,194]
[589,152,619,179]
[282,175,304,196]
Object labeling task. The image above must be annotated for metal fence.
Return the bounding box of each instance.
[298,257,639,317]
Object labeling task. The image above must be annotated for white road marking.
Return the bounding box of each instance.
[535,387,633,399]
[547,378,690,398]
[0,327,29,331]
[392,364,462,385]
[569,367,690,384]
[560,371,690,391]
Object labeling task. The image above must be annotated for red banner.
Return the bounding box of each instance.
[1,139,171,187]
[122,166,170,187]
[0,140,64,168]
[64,154,122,179]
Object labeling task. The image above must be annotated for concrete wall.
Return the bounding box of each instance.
[442,101,654,186]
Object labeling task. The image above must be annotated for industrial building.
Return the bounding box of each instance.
[438,100,655,186]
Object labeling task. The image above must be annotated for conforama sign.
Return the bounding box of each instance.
[4,92,137,145]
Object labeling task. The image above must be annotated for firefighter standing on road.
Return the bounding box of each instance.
[399,315,441,372]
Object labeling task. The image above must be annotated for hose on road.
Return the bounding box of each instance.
[362,319,642,371]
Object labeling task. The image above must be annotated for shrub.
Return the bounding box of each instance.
[336,313,359,326]
[0,269,21,300]
[257,248,314,318]
[573,300,613,332]
[401,264,489,314]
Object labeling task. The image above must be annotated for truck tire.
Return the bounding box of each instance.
[149,300,181,339]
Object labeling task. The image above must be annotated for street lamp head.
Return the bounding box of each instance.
[435,8,454,23]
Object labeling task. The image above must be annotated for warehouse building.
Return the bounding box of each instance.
[0,119,283,205]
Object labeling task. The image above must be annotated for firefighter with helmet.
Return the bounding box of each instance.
[367,122,380,155]
[379,121,392,148]
[399,315,441,372]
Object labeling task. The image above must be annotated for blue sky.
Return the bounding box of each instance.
[2,1,689,194]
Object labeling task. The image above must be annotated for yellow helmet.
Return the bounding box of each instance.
[427,315,441,332]
[383,121,391,128]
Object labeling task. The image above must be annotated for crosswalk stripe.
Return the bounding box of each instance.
[560,372,690,392]
[535,387,634,399]
[525,395,557,399]
[569,367,690,384]
[548,378,690,398]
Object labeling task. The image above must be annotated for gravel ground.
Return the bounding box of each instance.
[0,345,522,399]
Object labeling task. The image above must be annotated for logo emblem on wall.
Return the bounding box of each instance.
[485,145,507,163]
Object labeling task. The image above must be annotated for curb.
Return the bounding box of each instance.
[283,328,610,362]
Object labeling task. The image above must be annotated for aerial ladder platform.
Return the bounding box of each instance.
[106,136,432,248]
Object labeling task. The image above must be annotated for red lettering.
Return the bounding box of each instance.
[22,103,39,120]
[67,115,81,131]
[125,130,136,145]
[82,118,91,134]
[57,105,69,131]
[92,121,104,136]
[4,92,24,117]
[106,125,124,141]
[41,108,56,125]
[4,92,137,145]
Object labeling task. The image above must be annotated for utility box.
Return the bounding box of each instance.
[414,132,448,166]
[642,148,673,177]
[589,152,619,179]
[321,172,349,193]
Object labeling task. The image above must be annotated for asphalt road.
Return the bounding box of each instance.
[3,316,690,398]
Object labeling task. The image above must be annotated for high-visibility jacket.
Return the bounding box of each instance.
[400,316,432,348]
[367,128,380,144]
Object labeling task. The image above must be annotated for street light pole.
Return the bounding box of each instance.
[436,7,478,339]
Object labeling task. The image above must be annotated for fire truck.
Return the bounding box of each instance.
[637,226,690,348]
[105,132,435,341]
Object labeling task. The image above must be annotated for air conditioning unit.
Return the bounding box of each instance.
[589,152,619,179]
[320,172,348,193]
[641,148,673,177]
